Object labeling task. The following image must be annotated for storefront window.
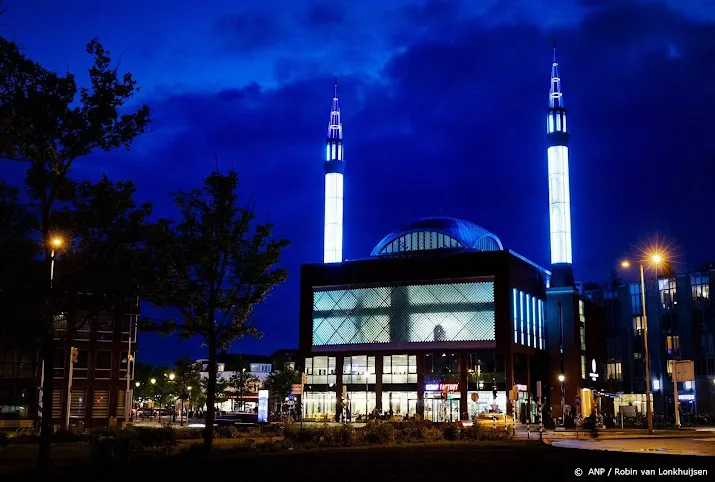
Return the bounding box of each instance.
[381,391,418,417]
[304,391,336,421]
[345,391,376,420]
[467,391,507,419]
[424,391,460,422]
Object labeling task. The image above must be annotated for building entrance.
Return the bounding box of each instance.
[424,393,460,422]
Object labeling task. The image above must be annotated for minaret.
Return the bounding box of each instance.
[324,79,344,263]
[546,47,574,287]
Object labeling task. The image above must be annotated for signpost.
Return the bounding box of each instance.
[536,381,543,440]
[671,360,694,428]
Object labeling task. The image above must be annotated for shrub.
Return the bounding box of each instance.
[422,426,443,442]
[52,428,83,443]
[89,436,146,466]
[0,431,8,447]
[133,427,176,447]
[442,423,461,441]
[363,421,396,444]
[397,420,428,441]
[12,427,38,444]
[215,425,240,439]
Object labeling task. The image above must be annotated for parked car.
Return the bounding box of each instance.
[475,412,514,428]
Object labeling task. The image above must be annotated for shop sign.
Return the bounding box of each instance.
[425,383,458,392]
[589,359,599,381]
[516,384,527,392]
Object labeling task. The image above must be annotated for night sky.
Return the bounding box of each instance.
[3,0,715,365]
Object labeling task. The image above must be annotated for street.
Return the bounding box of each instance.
[551,436,715,456]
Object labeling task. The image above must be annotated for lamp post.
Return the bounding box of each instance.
[39,236,64,431]
[621,252,663,434]
[558,374,565,426]
[363,371,369,420]
[150,378,157,421]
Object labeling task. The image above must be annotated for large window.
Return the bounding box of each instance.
[659,278,677,309]
[97,314,114,341]
[630,284,642,315]
[511,289,545,350]
[52,314,68,339]
[0,349,35,379]
[382,355,417,384]
[121,315,136,342]
[73,350,89,379]
[607,362,622,380]
[312,281,495,347]
[95,351,112,379]
[379,231,463,254]
[665,336,680,356]
[53,349,65,379]
[691,274,709,304]
[304,356,336,385]
[92,389,110,418]
[342,356,375,384]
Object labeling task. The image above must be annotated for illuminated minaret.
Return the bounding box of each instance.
[324,79,344,263]
[546,47,574,287]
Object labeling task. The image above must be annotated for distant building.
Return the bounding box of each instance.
[0,305,138,430]
[594,268,715,416]
[196,350,296,412]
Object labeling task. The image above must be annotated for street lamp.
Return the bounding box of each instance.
[558,374,565,426]
[135,381,141,388]
[169,373,176,381]
[621,252,663,434]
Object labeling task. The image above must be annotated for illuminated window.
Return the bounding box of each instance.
[562,113,567,132]
[659,278,677,309]
[665,336,680,356]
[581,355,586,379]
[331,144,336,159]
[538,300,544,350]
[548,114,554,133]
[633,316,644,335]
[519,291,524,345]
[556,114,561,131]
[579,300,585,324]
[525,293,531,347]
[337,145,342,160]
[531,296,537,348]
[607,362,622,380]
[513,289,518,343]
[326,145,330,161]
[691,274,709,304]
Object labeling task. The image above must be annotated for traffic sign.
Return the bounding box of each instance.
[291,384,303,395]
[574,396,581,406]
[288,394,295,401]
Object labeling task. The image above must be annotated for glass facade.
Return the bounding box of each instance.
[313,281,495,347]
[381,391,418,417]
[511,289,545,349]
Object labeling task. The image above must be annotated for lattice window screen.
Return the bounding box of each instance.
[313,281,494,346]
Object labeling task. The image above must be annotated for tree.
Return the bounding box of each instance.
[173,358,201,425]
[228,368,260,412]
[263,362,300,414]
[0,36,149,465]
[146,170,289,450]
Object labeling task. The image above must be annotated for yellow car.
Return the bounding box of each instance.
[475,412,514,428]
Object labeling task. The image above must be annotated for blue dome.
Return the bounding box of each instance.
[370,217,503,256]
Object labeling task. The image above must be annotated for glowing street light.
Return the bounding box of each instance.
[150,378,157,385]
[558,374,565,427]
[620,250,665,434]
[135,381,141,388]
[169,373,176,381]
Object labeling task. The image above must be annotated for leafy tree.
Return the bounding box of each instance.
[146,170,289,449]
[173,358,202,424]
[0,36,149,465]
[228,368,260,412]
[263,362,300,409]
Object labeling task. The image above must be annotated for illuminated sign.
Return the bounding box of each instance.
[425,383,459,392]
[589,359,599,381]
[257,390,269,423]
[678,394,695,401]
[516,384,527,392]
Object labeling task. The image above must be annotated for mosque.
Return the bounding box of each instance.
[298,50,606,423]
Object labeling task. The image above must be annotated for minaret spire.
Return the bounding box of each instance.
[324,78,345,263]
[545,46,574,287]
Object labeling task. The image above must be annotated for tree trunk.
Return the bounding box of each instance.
[37,339,54,467]
[204,333,217,450]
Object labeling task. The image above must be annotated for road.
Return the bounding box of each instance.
[551,436,715,456]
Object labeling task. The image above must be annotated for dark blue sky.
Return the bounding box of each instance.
[3,0,715,365]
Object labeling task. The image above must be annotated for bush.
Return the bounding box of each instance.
[442,423,461,441]
[396,420,428,441]
[333,424,357,446]
[215,425,240,439]
[133,427,176,447]
[174,428,203,440]
[422,426,443,442]
[90,436,146,466]
[12,427,38,444]
[0,432,8,447]
[363,421,396,444]
[52,428,83,443]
